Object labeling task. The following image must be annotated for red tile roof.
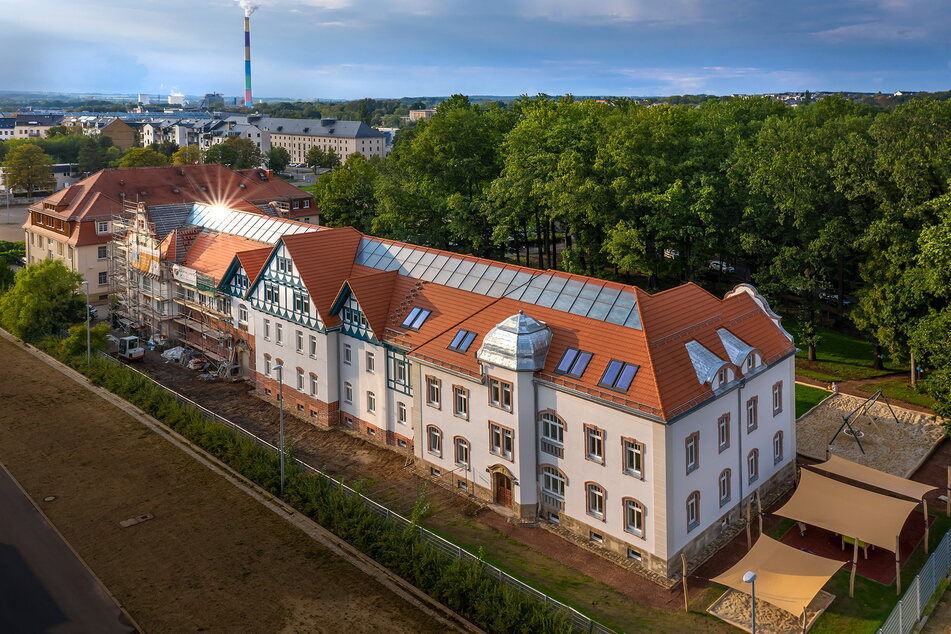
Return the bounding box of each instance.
[280,227,363,326]
[240,229,795,420]
[180,232,270,282]
[25,164,315,247]
[235,246,273,284]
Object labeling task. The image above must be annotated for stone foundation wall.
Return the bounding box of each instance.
[254,374,339,428]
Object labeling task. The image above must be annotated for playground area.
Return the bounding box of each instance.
[796,392,945,476]
[708,589,834,634]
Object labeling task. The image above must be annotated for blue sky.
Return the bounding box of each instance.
[0,0,948,99]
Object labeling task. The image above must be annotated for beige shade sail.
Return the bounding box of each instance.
[775,469,920,552]
[808,454,937,501]
[712,536,844,617]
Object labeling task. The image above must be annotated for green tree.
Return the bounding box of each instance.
[171,145,203,166]
[118,147,170,167]
[0,259,85,340]
[0,260,12,292]
[0,240,25,265]
[149,140,179,157]
[2,143,55,198]
[305,146,340,170]
[313,154,380,231]
[375,95,517,255]
[59,321,111,358]
[77,138,104,175]
[266,146,291,173]
[204,137,262,169]
[45,125,75,137]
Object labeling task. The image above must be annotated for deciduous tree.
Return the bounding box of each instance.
[118,147,170,168]
[0,259,85,340]
[1,143,55,198]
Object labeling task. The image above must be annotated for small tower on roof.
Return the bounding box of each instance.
[476,310,552,372]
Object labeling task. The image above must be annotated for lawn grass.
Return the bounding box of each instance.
[796,383,831,418]
[808,513,951,634]
[859,379,937,410]
[791,325,905,382]
[423,516,736,633]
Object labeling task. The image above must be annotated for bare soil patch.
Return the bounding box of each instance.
[707,589,834,634]
[0,338,444,633]
[796,393,944,476]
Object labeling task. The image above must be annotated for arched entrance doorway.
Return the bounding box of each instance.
[487,464,514,508]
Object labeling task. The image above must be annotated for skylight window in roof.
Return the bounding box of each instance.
[598,360,639,392]
[555,348,593,378]
[401,307,432,330]
[448,329,477,353]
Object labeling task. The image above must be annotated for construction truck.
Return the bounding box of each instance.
[117,336,145,362]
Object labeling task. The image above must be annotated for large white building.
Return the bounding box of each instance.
[219,228,798,580]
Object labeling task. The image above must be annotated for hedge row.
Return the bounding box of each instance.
[55,351,578,634]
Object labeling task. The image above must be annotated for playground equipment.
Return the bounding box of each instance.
[828,389,901,455]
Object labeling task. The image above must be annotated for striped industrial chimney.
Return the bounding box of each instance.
[243,11,253,107]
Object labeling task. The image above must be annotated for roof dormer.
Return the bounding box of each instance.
[685,340,735,391]
[717,328,763,375]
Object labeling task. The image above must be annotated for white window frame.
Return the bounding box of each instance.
[685,432,699,474]
[623,439,643,478]
[275,322,283,345]
[585,425,604,464]
[452,386,468,419]
[773,431,784,464]
[309,374,318,397]
[263,319,271,340]
[367,391,376,414]
[586,483,605,520]
[295,330,303,353]
[344,382,353,404]
[397,401,407,425]
[719,469,731,507]
[343,343,352,365]
[748,449,759,484]
[366,351,375,373]
[454,437,470,469]
[427,426,442,457]
[624,499,645,537]
[542,466,565,498]
[490,423,513,460]
[309,335,317,357]
[296,368,304,391]
[717,414,730,452]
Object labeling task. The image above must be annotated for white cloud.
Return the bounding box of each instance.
[518,0,704,24]
[814,21,926,41]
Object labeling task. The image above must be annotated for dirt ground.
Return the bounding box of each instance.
[796,393,944,476]
[0,337,445,634]
[707,589,834,634]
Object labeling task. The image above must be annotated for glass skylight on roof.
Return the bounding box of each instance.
[401,307,432,330]
[447,329,477,353]
[352,238,642,329]
[598,360,639,392]
[555,348,593,378]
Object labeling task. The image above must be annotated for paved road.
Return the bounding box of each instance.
[0,463,134,634]
[0,205,29,242]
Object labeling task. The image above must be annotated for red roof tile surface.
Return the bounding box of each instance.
[180,232,270,282]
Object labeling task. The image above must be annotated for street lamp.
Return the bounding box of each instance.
[743,571,757,634]
[273,363,285,497]
[80,280,90,364]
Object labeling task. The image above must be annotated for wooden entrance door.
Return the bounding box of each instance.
[494,473,513,507]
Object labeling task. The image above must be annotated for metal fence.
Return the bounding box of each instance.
[100,354,616,634]
[877,527,951,634]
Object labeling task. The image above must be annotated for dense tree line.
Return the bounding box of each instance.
[309,94,951,417]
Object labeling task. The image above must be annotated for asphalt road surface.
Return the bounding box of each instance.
[0,463,134,634]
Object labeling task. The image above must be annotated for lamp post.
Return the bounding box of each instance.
[273,363,285,496]
[81,280,90,364]
[743,571,757,634]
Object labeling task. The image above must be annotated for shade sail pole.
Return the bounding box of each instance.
[924,500,930,555]
[756,489,764,536]
[746,498,752,550]
[681,554,689,612]
[895,535,901,596]
[849,538,858,598]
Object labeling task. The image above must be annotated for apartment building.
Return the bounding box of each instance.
[11,114,64,138]
[219,229,797,580]
[264,117,387,164]
[24,164,316,311]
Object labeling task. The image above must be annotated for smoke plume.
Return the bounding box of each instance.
[235,0,258,17]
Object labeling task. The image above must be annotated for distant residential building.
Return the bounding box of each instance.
[409,108,436,121]
[264,117,387,164]
[99,118,139,151]
[0,117,14,139]
[12,114,64,139]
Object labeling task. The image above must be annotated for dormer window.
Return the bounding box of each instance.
[447,329,476,353]
[401,307,431,330]
[555,348,593,378]
[598,360,638,392]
